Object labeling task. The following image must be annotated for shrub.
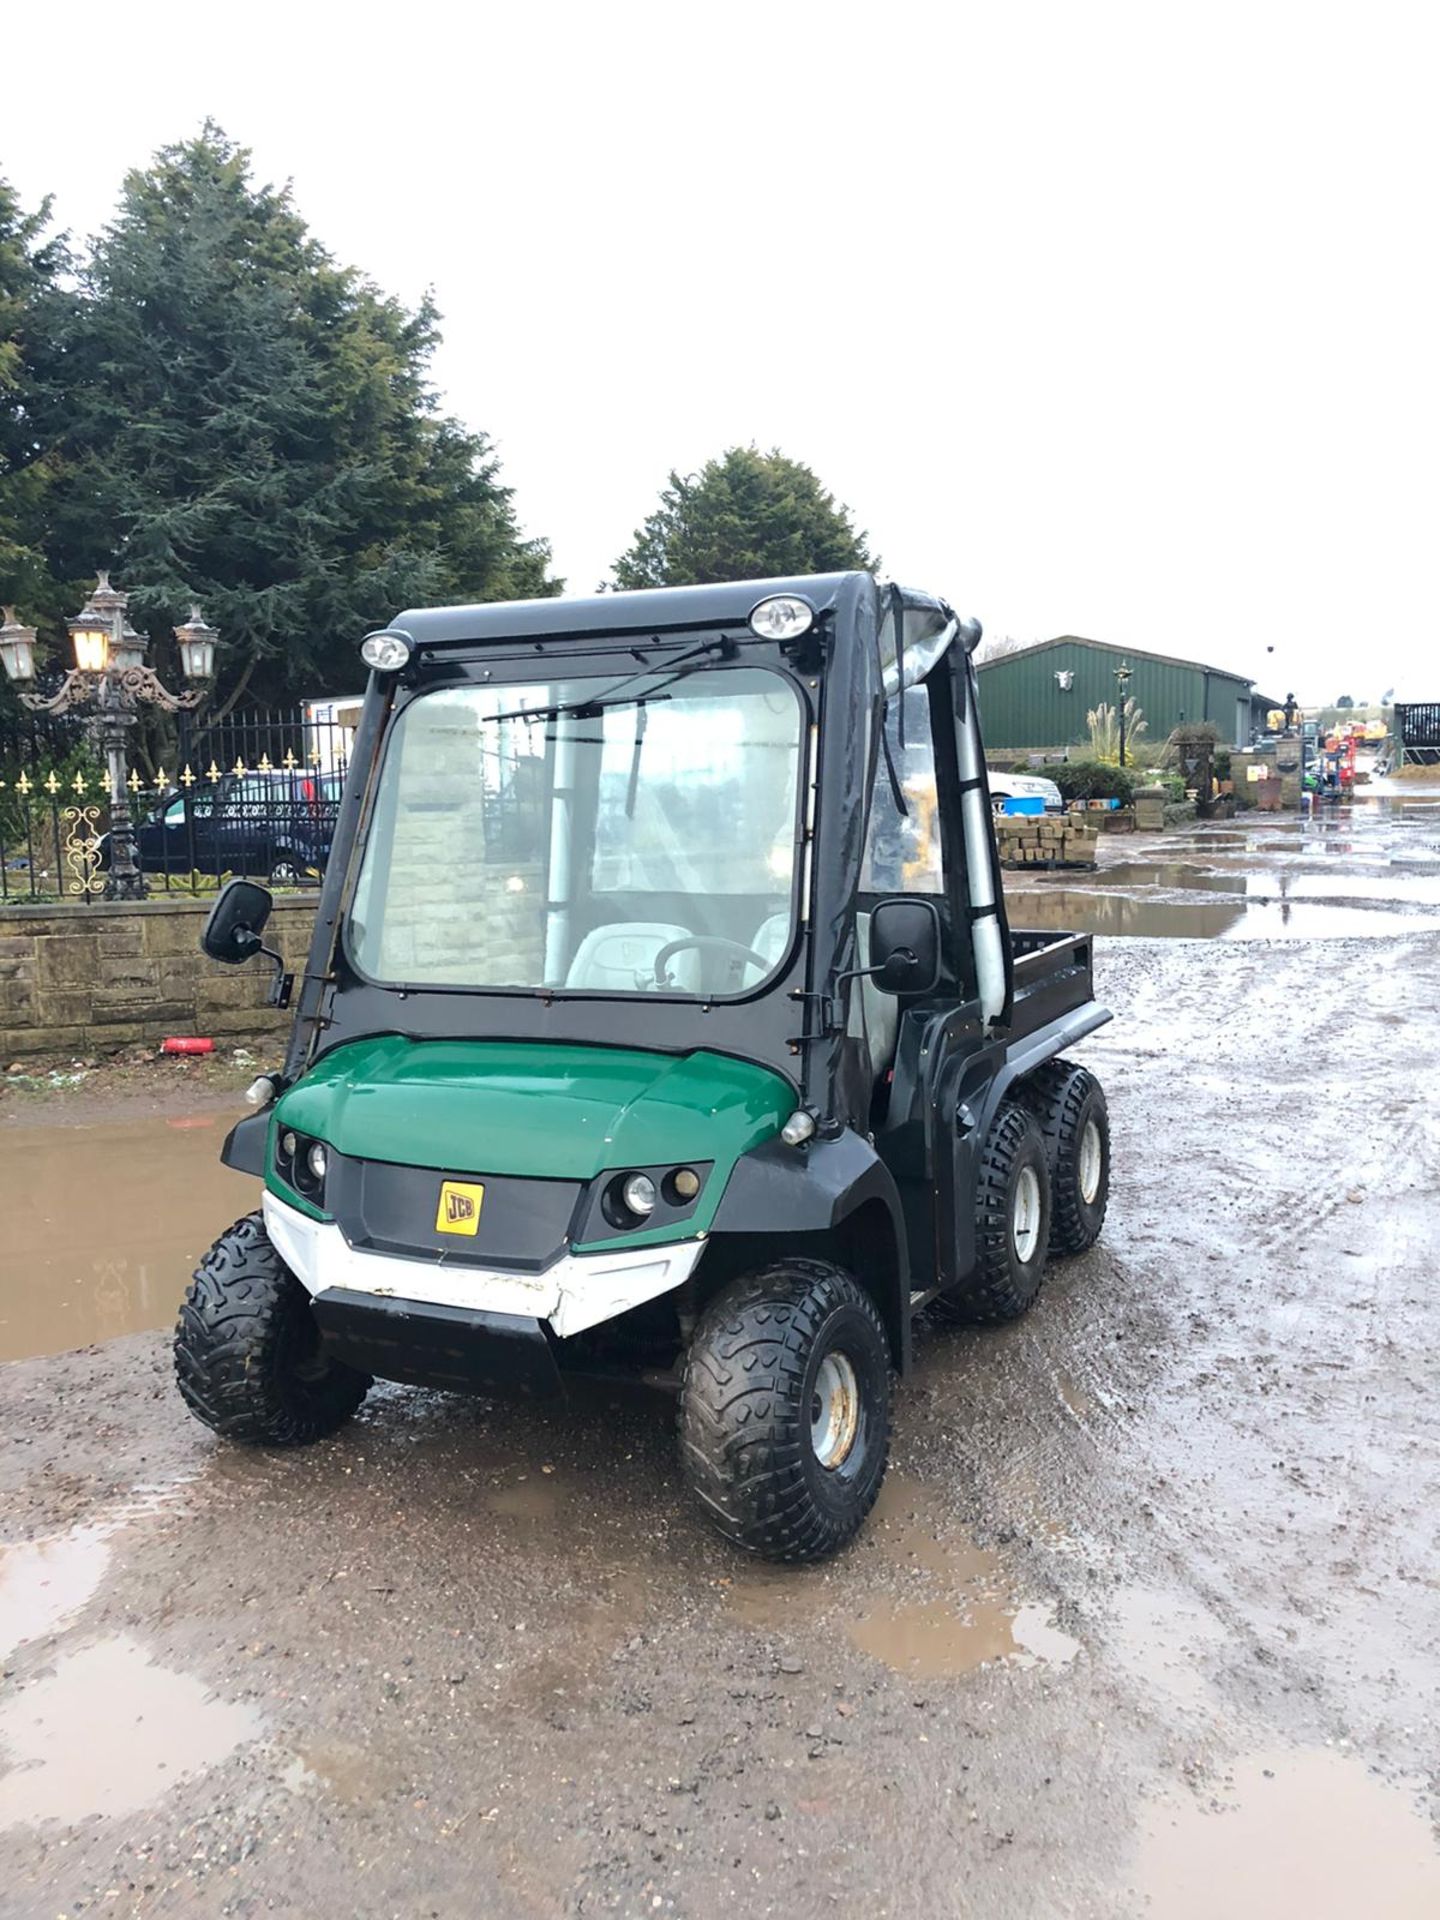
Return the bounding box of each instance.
[1054,759,1138,805]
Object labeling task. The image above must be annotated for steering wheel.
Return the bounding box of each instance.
[651,934,775,988]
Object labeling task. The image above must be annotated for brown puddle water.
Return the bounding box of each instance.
[727,1475,1080,1679]
[1131,1749,1440,1918]
[1004,888,1440,940]
[0,1115,257,1361]
[0,1634,261,1828]
[0,1528,112,1662]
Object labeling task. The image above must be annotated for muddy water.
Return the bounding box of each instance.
[0,1527,112,1662]
[0,1115,256,1362]
[0,1634,260,1828]
[1132,1749,1440,1917]
[727,1473,1081,1679]
[1005,887,1440,939]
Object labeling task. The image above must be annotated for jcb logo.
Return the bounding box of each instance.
[435,1180,484,1236]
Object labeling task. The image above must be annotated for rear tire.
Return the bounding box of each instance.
[678,1260,892,1563]
[174,1212,370,1445]
[1020,1060,1110,1255]
[932,1103,1052,1325]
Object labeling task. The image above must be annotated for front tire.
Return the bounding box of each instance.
[174,1212,370,1445]
[678,1260,892,1563]
[932,1103,1052,1325]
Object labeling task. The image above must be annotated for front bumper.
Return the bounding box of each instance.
[262,1192,705,1341]
[310,1291,565,1396]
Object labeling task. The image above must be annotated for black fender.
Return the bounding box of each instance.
[221,1109,270,1179]
[707,1129,914,1369]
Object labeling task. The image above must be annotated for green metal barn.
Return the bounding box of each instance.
[977,636,1256,752]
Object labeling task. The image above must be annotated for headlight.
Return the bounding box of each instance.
[668,1167,701,1201]
[749,595,814,641]
[621,1172,657,1217]
[359,630,412,672]
[307,1143,328,1181]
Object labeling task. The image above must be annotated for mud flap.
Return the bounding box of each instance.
[310,1289,565,1398]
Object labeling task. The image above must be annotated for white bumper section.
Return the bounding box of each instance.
[262,1192,705,1341]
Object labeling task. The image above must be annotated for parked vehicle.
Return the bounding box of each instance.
[987,769,1065,812]
[111,768,341,883]
[179,574,1113,1562]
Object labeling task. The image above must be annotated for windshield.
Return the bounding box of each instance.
[347,664,804,997]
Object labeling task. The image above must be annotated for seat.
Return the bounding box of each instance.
[743,912,792,987]
[564,922,702,993]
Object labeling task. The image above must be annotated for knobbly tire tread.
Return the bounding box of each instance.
[174,1211,370,1446]
[678,1260,892,1564]
[932,1102,1052,1326]
[1019,1059,1110,1256]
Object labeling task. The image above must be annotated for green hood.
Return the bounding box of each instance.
[273,1036,794,1184]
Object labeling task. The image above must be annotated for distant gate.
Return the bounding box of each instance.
[1395,703,1440,768]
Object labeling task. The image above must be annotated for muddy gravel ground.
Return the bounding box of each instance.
[3,814,1440,1917]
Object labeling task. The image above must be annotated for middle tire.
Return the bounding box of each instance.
[678,1259,892,1563]
[932,1101,1052,1325]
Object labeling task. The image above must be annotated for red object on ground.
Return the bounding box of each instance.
[161,1037,215,1055]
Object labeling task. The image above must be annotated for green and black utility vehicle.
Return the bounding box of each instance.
[178,574,1113,1561]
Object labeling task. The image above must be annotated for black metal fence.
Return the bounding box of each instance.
[1395,703,1440,767]
[0,701,360,903]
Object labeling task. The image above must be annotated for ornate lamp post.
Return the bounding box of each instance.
[0,572,216,900]
[1114,661,1133,767]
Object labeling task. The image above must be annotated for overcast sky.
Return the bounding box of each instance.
[7,1,1436,702]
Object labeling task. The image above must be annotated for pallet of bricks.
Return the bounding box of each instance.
[996,814,1099,869]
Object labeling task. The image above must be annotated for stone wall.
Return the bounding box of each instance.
[1233,742,1302,807]
[0,897,318,1060]
[356,696,547,986]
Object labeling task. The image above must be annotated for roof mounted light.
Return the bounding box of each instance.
[360,630,412,672]
[749,595,815,642]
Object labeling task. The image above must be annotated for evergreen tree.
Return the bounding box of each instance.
[613,447,875,589]
[50,125,556,705]
[0,174,72,631]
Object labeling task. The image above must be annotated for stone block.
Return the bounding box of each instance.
[35,935,102,989]
[196,973,273,1011]
[0,1023,88,1057]
[141,911,214,958]
[98,955,160,992]
[33,990,90,1026]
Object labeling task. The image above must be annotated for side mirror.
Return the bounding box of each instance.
[868,897,942,996]
[201,878,274,965]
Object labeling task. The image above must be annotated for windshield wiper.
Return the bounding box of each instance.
[484,634,740,726]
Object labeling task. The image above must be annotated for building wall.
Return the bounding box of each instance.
[0,897,317,1060]
[978,641,1252,751]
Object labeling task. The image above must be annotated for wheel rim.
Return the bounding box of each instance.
[1078,1118,1103,1205]
[810,1351,861,1470]
[1012,1165,1042,1263]
[272,862,298,883]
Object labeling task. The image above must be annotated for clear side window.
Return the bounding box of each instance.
[861,685,942,895]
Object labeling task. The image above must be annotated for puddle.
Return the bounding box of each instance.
[1005,887,1440,940]
[847,1592,1080,1679]
[485,1473,565,1522]
[0,1116,256,1361]
[1055,1369,1093,1418]
[0,1528,112,1663]
[0,1479,197,1664]
[726,1475,1081,1678]
[1131,1749,1440,1917]
[282,1739,404,1806]
[0,1635,261,1827]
